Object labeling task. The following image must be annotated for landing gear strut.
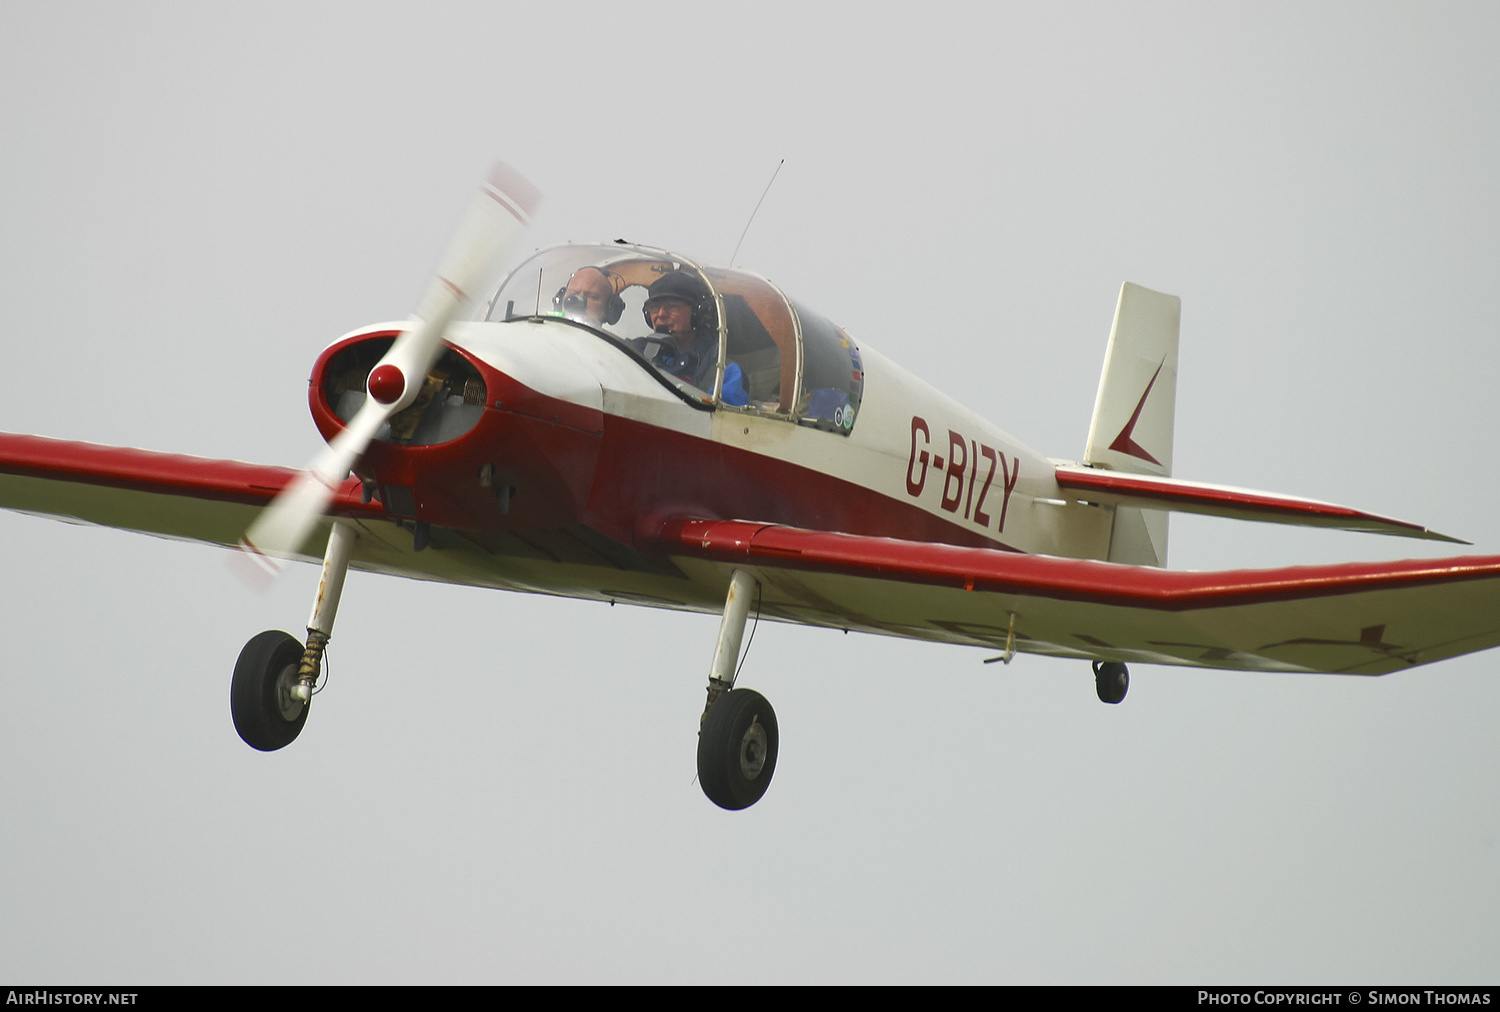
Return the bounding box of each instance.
[230,522,355,751]
[1092,660,1129,704]
[697,569,778,810]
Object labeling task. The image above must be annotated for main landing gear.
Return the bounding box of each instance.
[697,569,779,810]
[1092,660,1129,704]
[230,522,355,751]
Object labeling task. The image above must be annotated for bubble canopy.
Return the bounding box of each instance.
[484,243,864,434]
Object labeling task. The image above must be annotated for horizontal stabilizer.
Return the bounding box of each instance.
[1053,464,1463,542]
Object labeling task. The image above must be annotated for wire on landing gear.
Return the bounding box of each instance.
[313,643,330,697]
[296,627,334,699]
[732,579,764,683]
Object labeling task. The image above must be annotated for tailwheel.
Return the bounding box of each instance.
[231,630,309,751]
[1092,660,1129,705]
[698,688,779,810]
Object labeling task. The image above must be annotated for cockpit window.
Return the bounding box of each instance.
[484,243,858,434]
[792,299,862,434]
[703,266,795,413]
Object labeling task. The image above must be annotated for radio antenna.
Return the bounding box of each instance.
[730,159,784,268]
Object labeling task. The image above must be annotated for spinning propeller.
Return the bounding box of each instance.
[238,162,540,575]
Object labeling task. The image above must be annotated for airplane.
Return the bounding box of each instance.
[4,161,1500,811]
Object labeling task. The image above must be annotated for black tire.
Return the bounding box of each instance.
[1093,660,1129,705]
[231,630,309,751]
[697,688,778,810]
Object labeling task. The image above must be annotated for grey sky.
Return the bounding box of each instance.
[1,2,1497,984]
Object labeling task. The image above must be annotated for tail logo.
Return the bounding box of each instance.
[1107,361,1165,466]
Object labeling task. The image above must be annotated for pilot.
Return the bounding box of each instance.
[556,266,625,327]
[639,271,748,405]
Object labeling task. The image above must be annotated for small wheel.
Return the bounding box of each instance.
[697,688,779,810]
[1093,660,1129,705]
[231,630,309,751]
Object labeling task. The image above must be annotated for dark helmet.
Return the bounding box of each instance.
[642,270,712,330]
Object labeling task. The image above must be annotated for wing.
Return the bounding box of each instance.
[10,431,1498,675]
[1053,464,1464,543]
[0,432,382,554]
[646,518,1500,675]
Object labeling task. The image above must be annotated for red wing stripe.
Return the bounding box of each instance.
[650,517,1500,612]
[0,432,383,517]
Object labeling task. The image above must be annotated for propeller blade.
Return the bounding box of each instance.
[237,162,540,575]
[374,162,543,416]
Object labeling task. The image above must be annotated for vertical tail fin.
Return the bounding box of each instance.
[1084,283,1181,566]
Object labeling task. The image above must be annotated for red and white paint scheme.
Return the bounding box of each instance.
[2,165,1498,810]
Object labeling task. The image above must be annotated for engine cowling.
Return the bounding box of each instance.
[307,327,600,533]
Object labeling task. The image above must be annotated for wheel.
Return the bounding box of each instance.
[697,688,779,810]
[1093,660,1129,705]
[231,630,309,751]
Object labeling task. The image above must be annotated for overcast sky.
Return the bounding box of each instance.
[2,1,1498,984]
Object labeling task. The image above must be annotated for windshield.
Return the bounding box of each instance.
[485,243,692,343]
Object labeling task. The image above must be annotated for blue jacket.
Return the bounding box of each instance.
[644,332,749,406]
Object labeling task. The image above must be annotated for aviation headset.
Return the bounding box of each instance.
[552,265,626,325]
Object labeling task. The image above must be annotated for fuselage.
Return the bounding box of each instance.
[310,324,1110,566]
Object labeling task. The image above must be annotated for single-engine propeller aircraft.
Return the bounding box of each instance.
[4,162,1500,810]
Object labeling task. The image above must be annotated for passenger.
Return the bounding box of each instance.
[555,266,625,327]
[638,271,748,405]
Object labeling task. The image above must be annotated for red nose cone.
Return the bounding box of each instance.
[368,364,405,405]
